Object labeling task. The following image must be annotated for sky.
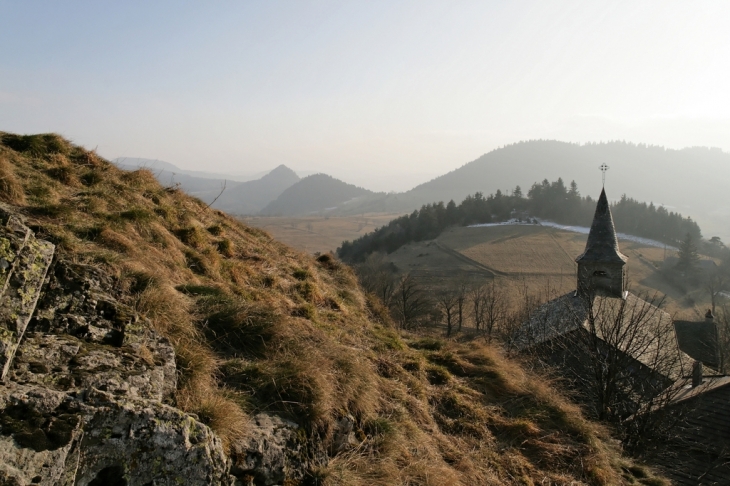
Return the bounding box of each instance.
[1,1,730,192]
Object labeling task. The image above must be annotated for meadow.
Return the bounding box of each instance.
[386,224,709,319]
[241,213,404,254]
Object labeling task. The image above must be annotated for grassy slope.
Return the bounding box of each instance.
[0,132,665,486]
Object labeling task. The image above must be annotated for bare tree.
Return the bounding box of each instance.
[356,253,397,307]
[481,280,507,343]
[436,290,458,337]
[391,273,431,329]
[705,266,728,315]
[455,280,468,333]
[470,285,486,331]
[718,305,730,374]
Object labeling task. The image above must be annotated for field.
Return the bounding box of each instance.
[384,223,708,318]
[240,212,404,254]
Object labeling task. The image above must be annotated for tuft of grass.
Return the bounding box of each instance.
[117,208,154,223]
[2,133,68,156]
[175,284,226,297]
[175,226,207,249]
[186,391,249,453]
[207,223,224,236]
[217,238,235,257]
[292,303,316,320]
[80,170,103,186]
[0,155,26,205]
[408,337,444,351]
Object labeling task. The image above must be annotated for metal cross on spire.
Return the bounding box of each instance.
[599,163,609,187]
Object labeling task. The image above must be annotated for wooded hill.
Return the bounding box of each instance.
[0,131,667,484]
[374,141,729,242]
[338,178,702,263]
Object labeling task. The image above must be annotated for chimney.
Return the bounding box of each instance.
[692,360,703,388]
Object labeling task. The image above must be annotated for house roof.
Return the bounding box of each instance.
[674,320,719,369]
[652,378,730,485]
[575,189,628,264]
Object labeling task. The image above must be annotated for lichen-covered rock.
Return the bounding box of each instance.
[0,207,55,380]
[231,413,306,486]
[0,205,320,485]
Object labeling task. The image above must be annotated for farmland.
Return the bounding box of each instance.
[384,223,705,318]
[240,212,404,254]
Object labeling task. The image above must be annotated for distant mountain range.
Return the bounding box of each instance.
[112,158,300,214]
[114,141,730,241]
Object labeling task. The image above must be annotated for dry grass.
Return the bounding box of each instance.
[242,213,405,254]
[0,153,26,205]
[0,131,668,485]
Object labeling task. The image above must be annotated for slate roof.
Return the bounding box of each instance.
[674,320,720,369]
[518,291,688,380]
[575,189,628,264]
[652,378,730,485]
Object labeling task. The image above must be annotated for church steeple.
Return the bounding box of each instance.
[576,189,628,298]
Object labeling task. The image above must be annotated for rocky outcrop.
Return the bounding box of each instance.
[0,208,234,485]
[0,206,334,485]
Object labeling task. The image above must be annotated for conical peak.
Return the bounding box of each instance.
[576,189,628,264]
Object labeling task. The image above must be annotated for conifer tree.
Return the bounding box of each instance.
[677,232,700,274]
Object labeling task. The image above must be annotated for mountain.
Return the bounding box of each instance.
[259,173,380,216]
[339,141,730,241]
[212,164,300,215]
[113,158,301,215]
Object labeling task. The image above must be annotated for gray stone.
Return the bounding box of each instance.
[0,210,55,381]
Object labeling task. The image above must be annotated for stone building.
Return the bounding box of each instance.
[516,188,730,483]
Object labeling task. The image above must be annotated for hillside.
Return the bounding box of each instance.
[259,174,380,216]
[0,132,667,485]
[214,164,301,215]
[370,223,706,318]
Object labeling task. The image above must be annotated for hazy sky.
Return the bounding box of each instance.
[2,1,729,191]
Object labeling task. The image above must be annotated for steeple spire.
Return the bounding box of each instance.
[576,189,628,264]
[576,188,628,298]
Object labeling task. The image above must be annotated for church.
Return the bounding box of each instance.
[515,187,730,484]
[516,188,688,406]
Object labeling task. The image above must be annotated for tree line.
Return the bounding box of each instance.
[337,178,702,262]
